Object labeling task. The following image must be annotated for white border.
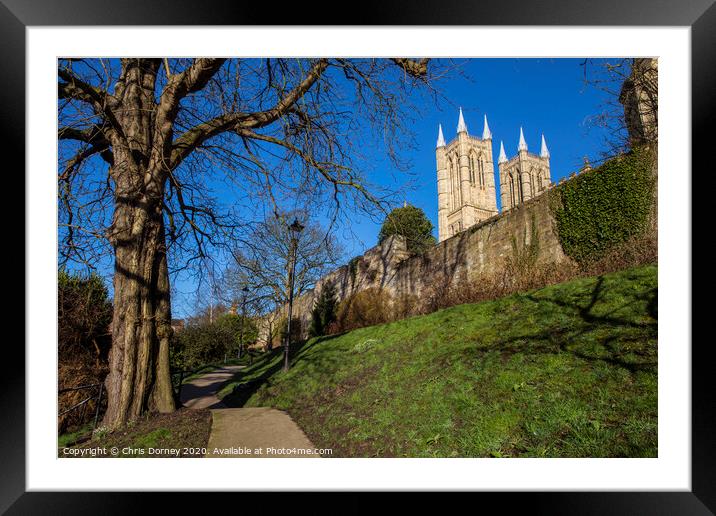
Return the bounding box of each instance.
[27,27,691,491]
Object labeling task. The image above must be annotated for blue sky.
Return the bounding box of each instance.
[60,58,620,318]
[175,58,618,316]
[332,58,614,255]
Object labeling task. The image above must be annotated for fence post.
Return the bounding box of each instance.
[93,382,104,429]
[79,398,87,425]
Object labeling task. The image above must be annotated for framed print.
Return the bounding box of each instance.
[7,0,712,512]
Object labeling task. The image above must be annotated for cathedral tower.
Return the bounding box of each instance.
[436,109,499,242]
[498,129,552,212]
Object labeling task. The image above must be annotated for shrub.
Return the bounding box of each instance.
[216,313,258,353]
[174,323,230,368]
[391,292,420,321]
[308,282,338,337]
[334,288,393,332]
[171,311,258,369]
[58,269,113,357]
[579,234,657,276]
[378,204,436,255]
[418,261,577,318]
[58,269,113,434]
[268,319,283,349]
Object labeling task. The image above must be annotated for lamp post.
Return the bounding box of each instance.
[238,286,249,360]
[284,217,305,371]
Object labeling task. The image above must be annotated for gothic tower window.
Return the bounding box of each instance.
[478,155,485,189]
[469,154,476,185]
[529,168,535,198]
[453,156,461,207]
[516,169,523,203]
[537,170,543,191]
[448,158,455,210]
[508,172,516,208]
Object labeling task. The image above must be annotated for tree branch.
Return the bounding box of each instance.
[58,125,109,146]
[390,58,430,79]
[237,128,381,207]
[238,59,329,129]
[178,58,228,97]
[169,59,330,169]
[58,69,107,107]
[59,143,113,181]
[152,58,227,171]
[58,67,124,139]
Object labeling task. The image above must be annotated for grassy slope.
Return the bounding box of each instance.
[220,265,658,458]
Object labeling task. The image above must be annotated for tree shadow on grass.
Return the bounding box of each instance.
[220,334,349,408]
[528,276,657,330]
[462,275,658,373]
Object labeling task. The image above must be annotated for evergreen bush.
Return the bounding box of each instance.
[308,282,338,337]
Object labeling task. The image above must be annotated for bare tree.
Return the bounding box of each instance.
[57,57,437,427]
[581,58,658,159]
[223,211,343,316]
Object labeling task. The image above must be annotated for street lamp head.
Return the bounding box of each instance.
[289,218,305,235]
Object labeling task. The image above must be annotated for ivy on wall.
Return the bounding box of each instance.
[510,213,541,270]
[550,147,655,264]
[348,256,361,285]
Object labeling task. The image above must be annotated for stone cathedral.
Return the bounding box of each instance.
[436,109,552,242]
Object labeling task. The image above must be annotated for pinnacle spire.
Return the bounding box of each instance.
[482,114,492,140]
[457,107,468,134]
[498,141,507,164]
[540,134,550,158]
[436,124,446,148]
[518,127,528,152]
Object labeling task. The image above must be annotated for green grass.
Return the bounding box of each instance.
[220,265,658,458]
[63,409,212,458]
[132,428,173,449]
[58,422,94,448]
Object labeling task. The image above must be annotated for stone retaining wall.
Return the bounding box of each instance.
[257,186,569,347]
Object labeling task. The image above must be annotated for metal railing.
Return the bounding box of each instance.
[59,367,192,431]
[60,358,252,425]
[58,366,210,429]
[58,381,105,430]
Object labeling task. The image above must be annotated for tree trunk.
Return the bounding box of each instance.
[103,191,175,428]
[102,59,175,429]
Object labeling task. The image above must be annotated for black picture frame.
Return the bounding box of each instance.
[6,0,710,512]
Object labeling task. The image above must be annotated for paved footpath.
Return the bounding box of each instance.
[180,365,245,409]
[181,365,318,458]
[205,407,318,457]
